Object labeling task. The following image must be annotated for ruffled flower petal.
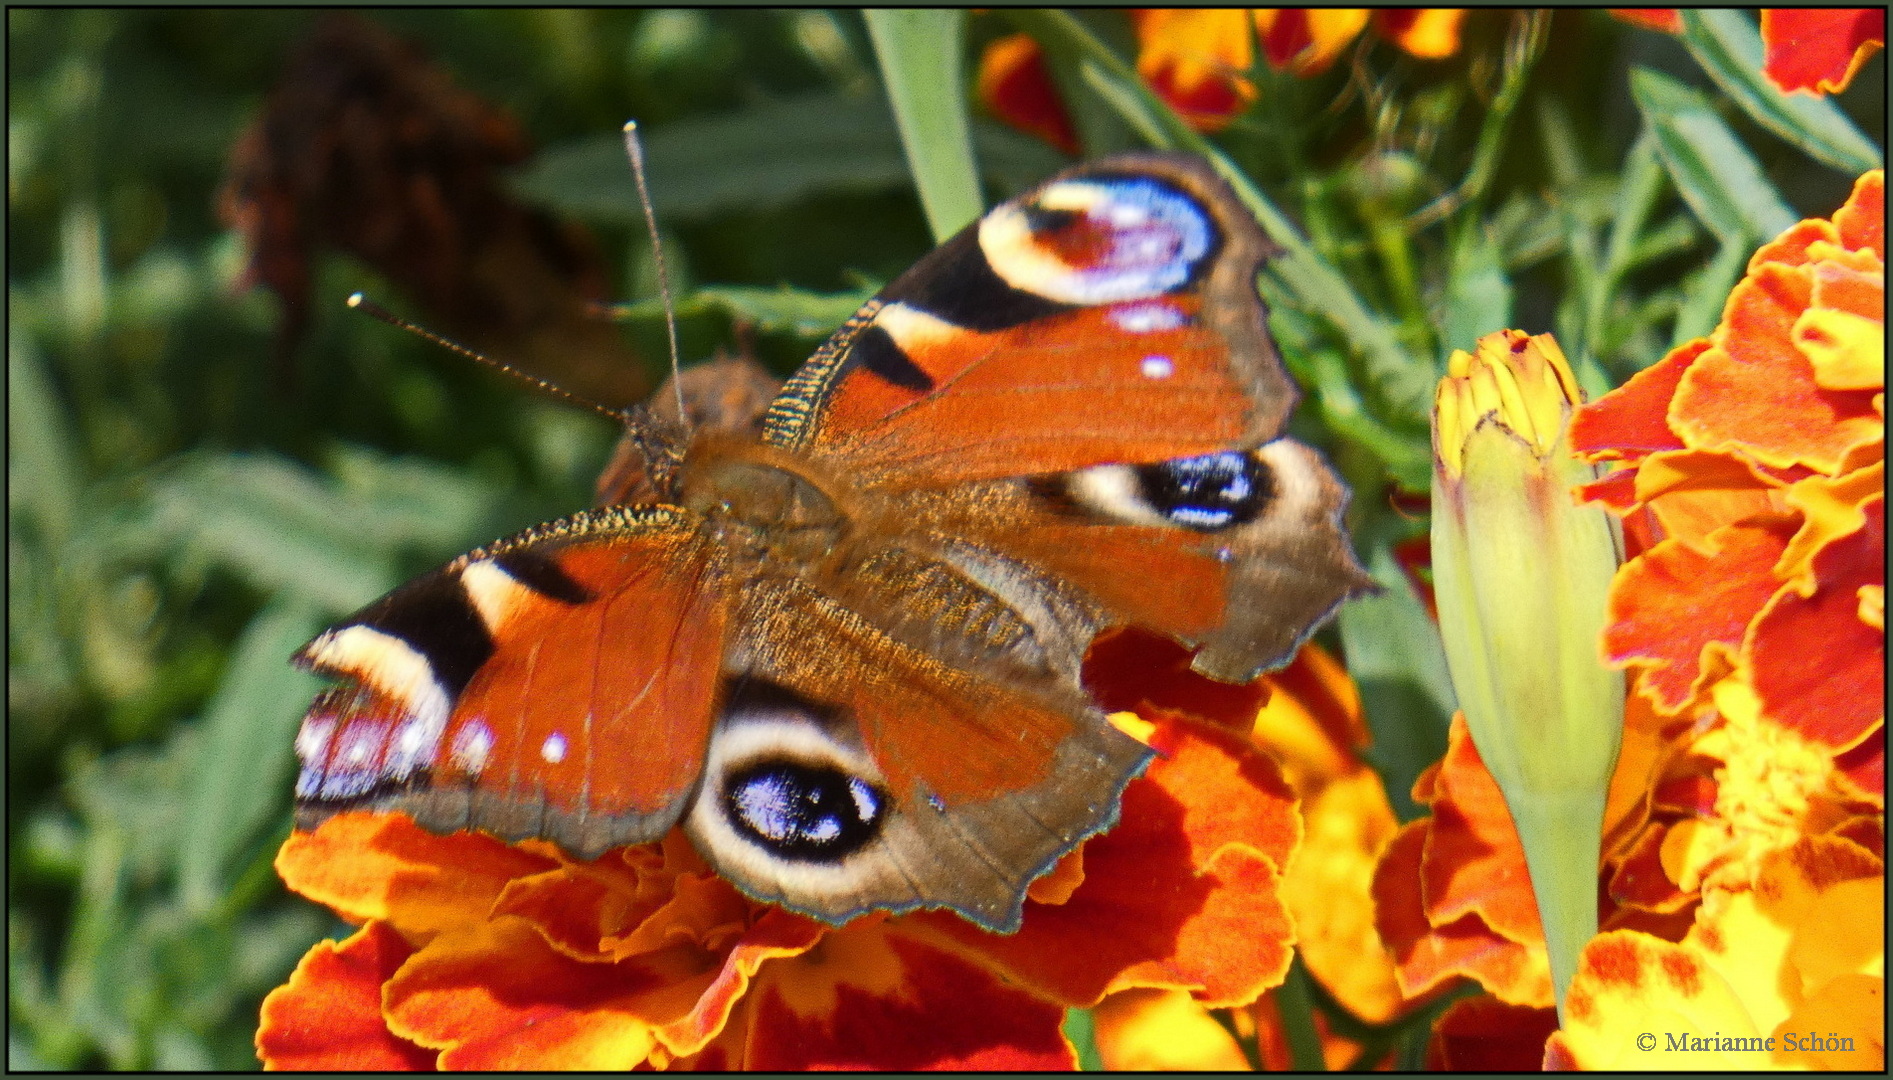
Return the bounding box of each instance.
[1570,339,1704,459]
[1425,994,1559,1071]
[257,922,437,1071]
[1373,9,1466,58]
[1761,8,1887,95]
[911,712,1299,1008]
[1604,519,1797,714]
[1092,987,1251,1070]
[275,812,558,945]
[1254,9,1371,75]
[1748,494,1886,751]
[383,916,666,1070]
[1552,835,1884,1068]
[710,917,1077,1070]
[1669,263,1883,474]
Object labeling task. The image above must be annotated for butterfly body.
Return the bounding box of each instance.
[291,153,1374,931]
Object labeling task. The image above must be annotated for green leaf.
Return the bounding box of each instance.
[1678,9,1882,175]
[1338,546,1456,822]
[695,284,876,338]
[150,452,495,614]
[513,93,1061,226]
[1441,224,1515,355]
[1631,67,1797,245]
[7,336,83,547]
[865,9,982,242]
[515,93,914,223]
[1673,239,1750,345]
[1061,1008,1103,1071]
[175,600,324,912]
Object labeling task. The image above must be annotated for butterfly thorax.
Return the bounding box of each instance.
[676,433,850,570]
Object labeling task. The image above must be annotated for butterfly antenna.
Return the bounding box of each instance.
[345,293,624,424]
[622,120,687,429]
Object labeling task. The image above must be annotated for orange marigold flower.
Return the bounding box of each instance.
[1085,635,1412,1070]
[1130,9,1259,131]
[257,637,1308,1070]
[1571,170,1885,757]
[980,10,1465,146]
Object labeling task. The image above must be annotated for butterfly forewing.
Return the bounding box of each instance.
[292,506,728,857]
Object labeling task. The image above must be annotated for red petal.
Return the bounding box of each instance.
[384,918,670,1069]
[257,922,436,1071]
[1834,171,1885,261]
[1750,217,1843,269]
[1671,263,1883,474]
[1747,494,1886,750]
[1605,520,1796,714]
[1577,468,1641,512]
[912,716,1299,1008]
[490,853,658,960]
[1419,720,1542,943]
[1762,8,1887,95]
[1570,339,1706,459]
[274,812,557,946]
[1084,627,1269,731]
[1607,823,1693,913]
[975,34,1079,154]
[1425,994,1559,1071]
[730,919,1075,1070]
[1835,734,1885,802]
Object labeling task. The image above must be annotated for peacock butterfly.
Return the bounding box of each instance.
[289,152,1375,933]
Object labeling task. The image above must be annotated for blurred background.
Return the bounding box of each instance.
[7,8,1882,1070]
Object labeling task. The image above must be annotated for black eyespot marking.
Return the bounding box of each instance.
[1135,451,1273,531]
[492,550,591,605]
[1020,205,1084,236]
[848,323,934,392]
[725,761,886,861]
[879,229,1071,332]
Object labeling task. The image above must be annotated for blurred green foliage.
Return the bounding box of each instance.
[6,7,1881,1071]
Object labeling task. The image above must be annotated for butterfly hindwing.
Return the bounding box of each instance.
[685,574,1150,932]
[292,505,728,857]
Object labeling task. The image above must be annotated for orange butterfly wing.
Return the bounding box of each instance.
[766,153,1370,681]
[766,153,1291,486]
[292,506,727,857]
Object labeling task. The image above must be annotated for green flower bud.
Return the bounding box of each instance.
[1431,330,1627,1016]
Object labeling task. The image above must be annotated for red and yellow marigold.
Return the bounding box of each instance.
[1383,171,1885,1069]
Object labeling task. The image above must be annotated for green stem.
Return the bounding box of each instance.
[1508,788,1606,1022]
[1413,9,1548,228]
[1276,959,1327,1072]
